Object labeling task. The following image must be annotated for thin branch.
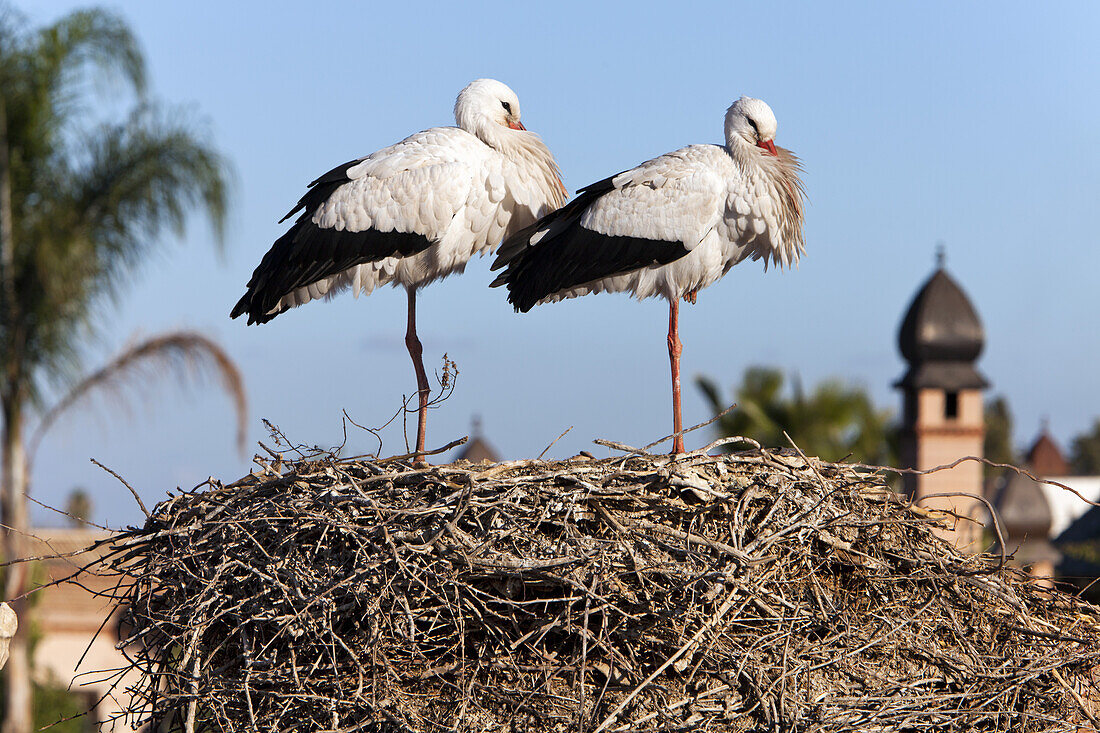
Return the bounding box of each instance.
[90,457,149,519]
[640,402,738,452]
[538,426,572,460]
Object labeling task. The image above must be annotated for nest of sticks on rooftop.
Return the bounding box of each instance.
[89,432,1100,733]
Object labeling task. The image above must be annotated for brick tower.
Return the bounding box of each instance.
[896,254,988,549]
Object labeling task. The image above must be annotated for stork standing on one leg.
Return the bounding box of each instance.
[491,97,805,454]
[231,79,566,462]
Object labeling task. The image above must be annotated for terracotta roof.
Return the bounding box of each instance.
[1026,432,1069,477]
[2,529,125,637]
[0,527,115,563]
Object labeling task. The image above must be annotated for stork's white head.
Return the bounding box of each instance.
[725,96,779,157]
[454,79,526,137]
[453,79,566,208]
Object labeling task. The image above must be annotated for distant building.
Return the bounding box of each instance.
[1005,428,1100,594]
[895,260,988,549]
[1020,429,1100,538]
[989,471,1061,585]
[23,528,137,730]
[893,260,1099,581]
[1026,428,1070,477]
[454,416,501,463]
[1056,504,1100,602]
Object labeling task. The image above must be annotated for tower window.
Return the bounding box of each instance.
[944,391,959,420]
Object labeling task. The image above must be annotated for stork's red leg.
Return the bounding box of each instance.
[405,287,430,464]
[667,298,685,454]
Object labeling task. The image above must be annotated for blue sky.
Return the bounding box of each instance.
[21,1,1100,527]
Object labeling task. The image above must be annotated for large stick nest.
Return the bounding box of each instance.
[92,440,1100,732]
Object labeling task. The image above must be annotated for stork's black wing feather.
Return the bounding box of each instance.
[231,158,433,325]
[278,158,363,224]
[491,174,690,313]
[491,174,616,271]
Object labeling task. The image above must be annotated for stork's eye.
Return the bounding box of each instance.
[501,101,512,113]
[746,117,759,137]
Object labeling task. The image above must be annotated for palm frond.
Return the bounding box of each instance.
[38,8,145,87]
[72,105,230,265]
[3,8,224,397]
[1,7,146,169]
[698,366,897,464]
[28,8,146,127]
[695,375,725,414]
[29,331,248,460]
[9,105,231,393]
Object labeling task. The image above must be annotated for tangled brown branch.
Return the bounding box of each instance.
[87,443,1100,732]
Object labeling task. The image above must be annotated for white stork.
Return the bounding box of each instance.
[491,97,805,454]
[232,79,567,462]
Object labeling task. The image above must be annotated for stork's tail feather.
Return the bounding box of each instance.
[490,174,625,313]
[229,294,281,325]
[490,219,545,274]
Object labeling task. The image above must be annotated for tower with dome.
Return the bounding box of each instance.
[896,253,988,548]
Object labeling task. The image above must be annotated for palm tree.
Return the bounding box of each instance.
[697,366,896,466]
[1070,419,1100,476]
[63,487,91,527]
[1,8,240,731]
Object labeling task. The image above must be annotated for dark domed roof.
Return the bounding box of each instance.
[457,435,500,464]
[895,267,988,391]
[454,416,501,464]
[993,472,1053,539]
[898,268,984,363]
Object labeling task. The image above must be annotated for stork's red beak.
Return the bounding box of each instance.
[508,120,526,131]
[757,139,778,156]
